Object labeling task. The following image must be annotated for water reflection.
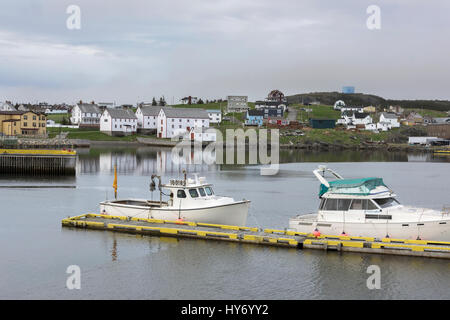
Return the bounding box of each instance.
[76,146,449,175]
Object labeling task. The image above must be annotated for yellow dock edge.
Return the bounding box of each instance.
[61,214,450,258]
[0,148,76,155]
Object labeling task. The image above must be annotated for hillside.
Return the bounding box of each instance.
[286,92,450,112]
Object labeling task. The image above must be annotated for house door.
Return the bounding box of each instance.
[159,132,162,138]
[191,133,194,140]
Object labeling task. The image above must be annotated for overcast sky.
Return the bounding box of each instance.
[0,0,449,104]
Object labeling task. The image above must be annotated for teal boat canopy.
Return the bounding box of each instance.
[319,177,387,197]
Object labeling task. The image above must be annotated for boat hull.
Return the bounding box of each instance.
[100,200,250,226]
[289,214,450,241]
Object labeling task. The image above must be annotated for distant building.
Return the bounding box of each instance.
[342,86,355,94]
[245,110,264,127]
[433,117,450,124]
[267,90,287,103]
[261,107,283,119]
[388,105,404,114]
[406,112,423,125]
[379,112,400,128]
[181,96,198,105]
[363,106,376,113]
[206,109,222,124]
[427,124,450,139]
[227,96,249,113]
[157,107,210,139]
[97,102,116,109]
[333,100,345,110]
[184,127,217,143]
[0,110,47,136]
[309,119,336,129]
[408,136,440,145]
[267,117,289,126]
[100,108,137,136]
[0,101,16,112]
[70,103,102,128]
[135,106,162,133]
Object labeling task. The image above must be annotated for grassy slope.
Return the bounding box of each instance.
[47,113,70,123]
[47,127,152,141]
[291,104,341,121]
[403,108,447,118]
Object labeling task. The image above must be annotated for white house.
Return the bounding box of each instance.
[70,103,102,127]
[341,107,363,114]
[377,122,392,131]
[183,127,217,143]
[365,123,377,131]
[333,100,345,110]
[0,101,15,111]
[352,112,373,125]
[135,106,162,133]
[380,112,400,128]
[157,107,210,139]
[207,109,222,124]
[100,108,137,136]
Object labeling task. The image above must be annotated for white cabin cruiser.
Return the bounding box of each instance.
[100,173,250,226]
[289,166,450,241]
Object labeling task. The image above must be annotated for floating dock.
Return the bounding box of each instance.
[62,214,450,259]
[0,149,76,175]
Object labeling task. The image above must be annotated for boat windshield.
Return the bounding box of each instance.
[373,197,400,208]
[205,187,214,196]
[198,188,206,197]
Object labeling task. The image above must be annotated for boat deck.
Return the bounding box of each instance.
[62,213,450,259]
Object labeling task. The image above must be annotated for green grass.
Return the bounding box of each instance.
[403,108,447,118]
[47,127,153,141]
[279,128,391,146]
[292,104,341,122]
[47,113,70,123]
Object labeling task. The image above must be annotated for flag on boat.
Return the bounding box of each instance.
[113,165,117,199]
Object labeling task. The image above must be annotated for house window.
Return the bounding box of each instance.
[24,122,27,127]
[33,115,36,120]
[104,119,108,122]
[23,115,27,120]
[161,119,163,124]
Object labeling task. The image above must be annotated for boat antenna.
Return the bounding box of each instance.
[183,169,187,185]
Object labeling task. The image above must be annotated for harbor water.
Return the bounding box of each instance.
[0,146,449,299]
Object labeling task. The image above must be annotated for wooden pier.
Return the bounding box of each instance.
[62,214,450,259]
[0,149,76,175]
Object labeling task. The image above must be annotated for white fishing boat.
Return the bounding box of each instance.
[288,166,450,241]
[100,172,250,226]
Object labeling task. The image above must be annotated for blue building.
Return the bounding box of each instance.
[342,86,355,94]
[245,110,264,126]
